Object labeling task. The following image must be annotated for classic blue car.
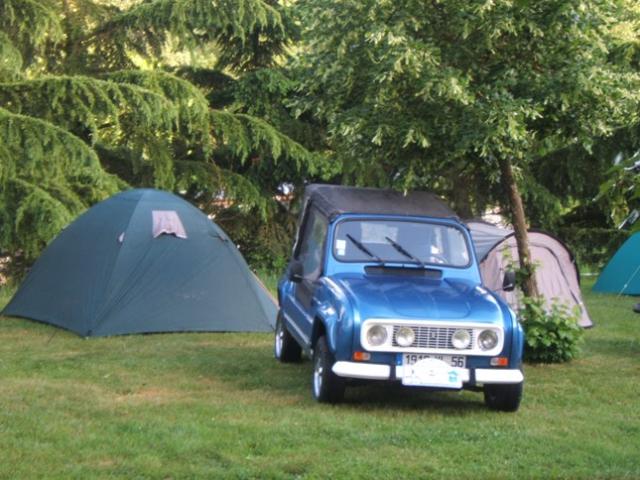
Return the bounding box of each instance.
[275,185,524,411]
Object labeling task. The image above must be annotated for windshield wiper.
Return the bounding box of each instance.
[384,236,426,268]
[346,234,384,264]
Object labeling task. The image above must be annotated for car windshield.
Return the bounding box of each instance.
[333,219,470,267]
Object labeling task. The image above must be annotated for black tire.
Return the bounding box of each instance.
[274,312,302,363]
[312,336,345,403]
[484,382,523,412]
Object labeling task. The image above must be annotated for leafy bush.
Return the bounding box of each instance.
[519,296,583,363]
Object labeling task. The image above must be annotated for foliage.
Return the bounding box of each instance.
[89,0,294,72]
[596,150,640,227]
[216,204,295,274]
[556,227,631,270]
[292,0,640,216]
[526,127,640,230]
[0,0,321,274]
[519,296,583,363]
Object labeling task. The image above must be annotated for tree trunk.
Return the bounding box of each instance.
[498,156,539,297]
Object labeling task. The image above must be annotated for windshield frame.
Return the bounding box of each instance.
[331,216,473,269]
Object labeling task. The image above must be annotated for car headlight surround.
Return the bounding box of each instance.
[366,325,388,347]
[478,329,499,351]
[451,329,471,350]
[395,326,415,347]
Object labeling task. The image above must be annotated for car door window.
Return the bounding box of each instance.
[296,207,328,281]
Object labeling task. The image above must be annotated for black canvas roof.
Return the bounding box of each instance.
[303,184,457,220]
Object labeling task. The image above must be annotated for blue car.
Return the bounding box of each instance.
[275,185,524,411]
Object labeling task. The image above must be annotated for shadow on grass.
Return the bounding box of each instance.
[186,342,487,413]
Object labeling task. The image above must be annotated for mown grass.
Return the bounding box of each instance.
[0,278,638,479]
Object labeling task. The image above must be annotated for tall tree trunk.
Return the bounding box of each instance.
[498,156,539,297]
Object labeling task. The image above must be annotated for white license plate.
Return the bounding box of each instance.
[402,353,466,369]
[401,357,464,388]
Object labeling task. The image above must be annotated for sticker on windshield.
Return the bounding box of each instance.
[336,239,347,256]
[361,223,398,244]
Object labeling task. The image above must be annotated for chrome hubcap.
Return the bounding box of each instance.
[275,323,283,357]
[313,356,323,396]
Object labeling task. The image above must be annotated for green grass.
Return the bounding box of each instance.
[0,278,638,479]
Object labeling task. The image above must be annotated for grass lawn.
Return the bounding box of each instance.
[0,277,638,479]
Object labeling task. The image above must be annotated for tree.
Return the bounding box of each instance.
[292,0,640,296]
[0,0,323,273]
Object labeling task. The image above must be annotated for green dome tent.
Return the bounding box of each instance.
[593,232,640,295]
[2,189,276,336]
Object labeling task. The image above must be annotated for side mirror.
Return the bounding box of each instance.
[288,260,304,283]
[502,270,516,292]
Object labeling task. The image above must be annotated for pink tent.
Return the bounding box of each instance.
[468,221,593,328]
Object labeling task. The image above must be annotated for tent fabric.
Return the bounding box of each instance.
[303,184,458,221]
[464,220,514,262]
[2,189,276,336]
[593,232,640,294]
[466,221,593,328]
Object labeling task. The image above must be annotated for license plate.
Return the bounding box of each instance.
[401,357,464,388]
[402,353,466,368]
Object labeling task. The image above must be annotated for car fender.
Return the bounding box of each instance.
[309,279,356,361]
[509,308,525,367]
[486,290,524,368]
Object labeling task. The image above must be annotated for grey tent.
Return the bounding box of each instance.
[2,189,276,336]
[467,220,593,328]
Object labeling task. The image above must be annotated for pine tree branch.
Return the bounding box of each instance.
[0,107,122,260]
[84,0,289,71]
[0,75,178,146]
[0,32,23,81]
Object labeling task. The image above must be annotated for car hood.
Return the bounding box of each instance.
[327,272,504,324]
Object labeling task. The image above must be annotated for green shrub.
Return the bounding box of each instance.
[519,296,583,363]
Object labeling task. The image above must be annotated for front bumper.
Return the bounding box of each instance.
[332,361,523,385]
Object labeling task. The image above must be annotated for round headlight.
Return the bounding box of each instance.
[367,325,388,346]
[396,326,415,347]
[478,329,498,351]
[451,329,471,350]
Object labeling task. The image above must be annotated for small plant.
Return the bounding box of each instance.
[519,296,583,363]
[499,249,583,363]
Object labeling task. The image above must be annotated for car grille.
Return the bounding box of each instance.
[392,325,474,350]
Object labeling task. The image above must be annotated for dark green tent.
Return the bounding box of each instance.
[2,189,276,336]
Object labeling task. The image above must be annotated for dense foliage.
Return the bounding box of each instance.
[293,0,640,209]
[0,0,327,273]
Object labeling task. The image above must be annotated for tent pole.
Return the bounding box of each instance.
[618,263,640,297]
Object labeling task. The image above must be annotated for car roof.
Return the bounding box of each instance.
[303,184,459,221]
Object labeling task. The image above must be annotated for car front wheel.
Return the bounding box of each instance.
[484,381,523,412]
[312,335,345,403]
[274,312,301,362]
